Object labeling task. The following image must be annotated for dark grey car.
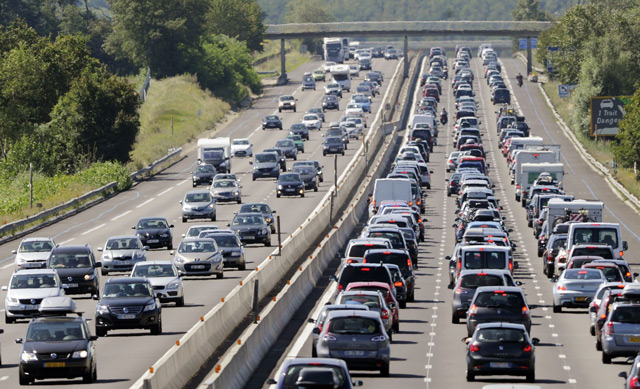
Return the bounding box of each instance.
[263,148,287,171]
[450,269,517,324]
[251,152,280,181]
[276,173,305,198]
[191,164,216,187]
[293,160,324,183]
[274,139,298,160]
[239,202,277,233]
[228,213,271,246]
[289,123,310,140]
[323,137,345,156]
[292,166,318,192]
[466,286,532,336]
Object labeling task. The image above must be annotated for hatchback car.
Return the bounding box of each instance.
[315,310,390,376]
[264,148,287,171]
[171,238,224,278]
[601,299,640,363]
[362,249,416,304]
[289,123,310,140]
[228,213,272,246]
[16,315,98,385]
[46,245,100,295]
[278,95,297,112]
[274,139,298,160]
[308,304,370,357]
[312,69,326,81]
[293,160,324,183]
[267,358,362,389]
[552,268,606,313]
[451,269,517,324]
[262,115,283,130]
[322,95,340,110]
[301,114,322,130]
[133,217,174,250]
[230,138,252,157]
[287,134,305,153]
[131,261,184,306]
[465,322,538,382]
[251,152,280,181]
[276,173,305,198]
[292,165,318,192]
[466,286,532,336]
[12,237,57,270]
[200,230,246,270]
[302,75,316,91]
[3,269,64,323]
[97,235,147,276]
[323,137,345,156]
[210,179,242,204]
[94,277,161,336]
[180,190,217,222]
[308,107,325,122]
[324,83,343,98]
[191,164,216,187]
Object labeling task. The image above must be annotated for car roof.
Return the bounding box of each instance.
[51,245,91,253]
[133,260,174,266]
[325,309,382,320]
[475,286,523,293]
[476,322,527,331]
[11,268,58,275]
[459,269,511,276]
[105,276,150,284]
[31,315,85,324]
[345,282,391,290]
[21,237,54,242]
[364,248,407,256]
[280,357,348,369]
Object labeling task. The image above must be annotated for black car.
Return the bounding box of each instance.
[365,72,382,85]
[289,123,310,140]
[263,148,287,171]
[251,152,280,181]
[94,277,162,336]
[276,173,305,198]
[191,163,216,187]
[46,245,100,295]
[293,160,324,183]
[465,322,538,382]
[292,165,319,192]
[16,315,98,385]
[239,202,277,233]
[262,115,283,130]
[322,95,339,111]
[492,88,511,104]
[323,137,345,156]
[132,217,174,250]
[362,248,416,305]
[466,286,532,336]
[228,213,272,246]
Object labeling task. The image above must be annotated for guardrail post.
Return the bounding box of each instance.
[403,36,409,78]
[29,163,33,208]
[277,216,282,256]
[252,279,259,323]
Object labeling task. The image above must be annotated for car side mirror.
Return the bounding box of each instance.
[308,318,316,324]
[589,306,597,313]
[514,262,519,269]
[461,337,471,344]
[179,200,183,204]
[1,286,7,292]
[447,283,454,290]
[515,281,523,286]
[169,224,174,228]
[389,303,397,309]
[94,262,102,268]
[131,226,136,229]
[90,335,99,341]
[143,246,150,250]
[97,247,103,252]
[531,337,540,345]
[92,294,99,300]
[451,224,457,228]
[353,380,363,387]
[445,256,451,260]
[226,223,230,227]
[266,379,277,385]
[11,250,16,254]
[312,327,320,335]
[619,372,628,379]
[623,241,629,251]
[634,273,639,278]
[170,251,175,255]
[15,338,23,344]
[329,275,338,282]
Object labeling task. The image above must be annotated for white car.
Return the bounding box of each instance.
[349,65,360,77]
[345,103,364,116]
[131,261,184,306]
[12,237,57,270]
[301,114,322,130]
[341,121,362,139]
[322,62,336,72]
[324,83,342,97]
[3,269,65,323]
[231,138,253,157]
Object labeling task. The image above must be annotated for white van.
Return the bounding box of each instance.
[369,178,413,215]
[566,222,628,258]
[454,245,513,283]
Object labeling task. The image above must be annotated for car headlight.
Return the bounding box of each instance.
[16,256,25,264]
[262,228,269,235]
[96,304,109,315]
[208,203,215,209]
[192,175,198,180]
[230,252,241,257]
[212,255,222,263]
[72,350,89,359]
[234,191,239,196]
[265,217,272,223]
[102,253,111,260]
[174,256,185,263]
[21,351,38,362]
[7,297,18,304]
[135,250,145,259]
[166,282,180,289]
[84,274,95,281]
[277,185,283,190]
[144,301,157,311]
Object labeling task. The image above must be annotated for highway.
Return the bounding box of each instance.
[256,52,640,389]
[0,57,403,387]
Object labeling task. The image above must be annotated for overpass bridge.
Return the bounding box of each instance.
[264,21,552,82]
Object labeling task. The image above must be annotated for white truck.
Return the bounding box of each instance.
[323,38,344,63]
[547,198,603,229]
[507,136,544,156]
[369,178,413,215]
[516,162,564,202]
[566,222,628,259]
[330,64,351,92]
[197,137,231,173]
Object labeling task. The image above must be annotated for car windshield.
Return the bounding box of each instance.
[26,322,87,342]
[133,264,177,278]
[255,154,276,163]
[276,140,293,147]
[11,273,58,289]
[232,214,264,225]
[185,192,212,202]
[265,115,279,121]
[476,328,525,343]
[240,204,270,214]
[106,238,141,250]
[326,138,342,144]
[474,291,524,308]
[280,96,294,101]
[49,253,92,268]
[211,235,240,248]
[303,115,316,121]
[279,174,300,183]
[232,139,249,145]
[213,180,235,189]
[282,365,347,388]
[137,219,169,229]
[328,84,339,89]
[178,240,215,253]
[293,167,314,175]
[188,226,217,237]
[19,240,54,253]
[291,124,306,130]
[195,165,215,174]
[328,317,380,335]
[460,274,504,288]
[102,282,152,298]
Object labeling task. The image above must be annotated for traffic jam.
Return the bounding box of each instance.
[267,42,640,388]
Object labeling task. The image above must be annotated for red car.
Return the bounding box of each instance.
[345,281,400,334]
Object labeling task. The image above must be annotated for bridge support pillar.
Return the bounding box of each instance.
[403,35,409,78]
[278,38,288,85]
[526,36,532,76]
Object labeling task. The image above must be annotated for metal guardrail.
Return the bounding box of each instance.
[130,147,183,180]
[140,68,151,102]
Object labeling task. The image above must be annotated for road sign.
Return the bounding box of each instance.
[558,85,570,98]
[590,96,630,137]
[548,46,560,52]
[519,38,538,50]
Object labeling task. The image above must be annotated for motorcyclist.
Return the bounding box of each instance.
[516,73,524,87]
[440,108,448,125]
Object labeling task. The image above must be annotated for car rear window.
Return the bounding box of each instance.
[328,317,380,334]
[476,328,525,342]
[564,269,603,280]
[572,247,613,259]
[282,365,347,389]
[463,251,506,270]
[363,252,410,272]
[611,306,640,324]
[460,274,504,288]
[339,266,391,289]
[365,231,404,249]
[474,291,524,308]
[347,244,387,258]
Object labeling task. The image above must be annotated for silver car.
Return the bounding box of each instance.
[171,238,223,278]
[182,224,218,238]
[446,151,460,172]
[131,261,184,306]
[552,268,606,313]
[601,300,640,363]
[334,290,393,338]
[308,304,370,357]
[315,310,391,377]
[3,269,65,323]
[97,235,148,276]
[181,190,217,222]
[210,179,242,204]
[12,237,57,270]
[199,230,246,270]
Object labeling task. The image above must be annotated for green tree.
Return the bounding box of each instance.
[105,0,209,77]
[206,0,266,52]
[513,0,550,21]
[284,0,335,55]
[614,91,640,170]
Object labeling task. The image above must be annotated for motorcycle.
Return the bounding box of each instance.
[517,76,523,87]
[440,114,448,125]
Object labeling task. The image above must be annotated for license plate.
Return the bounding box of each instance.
[630,337,640,343]
[44,362,66,368]
[191,265,205,269]
[244,236,255,240]
[575,296,587,302]
[489,362,511,368]
[344,350,365,356]
[65,283,79,288]
[147,239,159,243]
[117,314,136,320]
[23,305,36,311]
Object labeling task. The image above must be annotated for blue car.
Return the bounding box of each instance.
[351,95,372,113]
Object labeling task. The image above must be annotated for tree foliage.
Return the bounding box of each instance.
[206,0,266,52]
[285,0,335,55]
[614,91,640,170]
[512,0,550,21]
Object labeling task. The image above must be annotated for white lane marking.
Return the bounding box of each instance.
[157,187,174,197]
[288,283,337,358]
[136,198,155,208]
[1,263,14,269]
[178,179,189,186]
[81,223,106,236]
[60,238,75,245]
[111,210,132,221]
[0,376,7,381]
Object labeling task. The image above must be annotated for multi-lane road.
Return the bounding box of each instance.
[0,58,404,387]
[255,53,640,389]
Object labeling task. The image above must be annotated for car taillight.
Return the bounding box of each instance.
[371,335,386,342]
[407,258,412,267]
[630,376,640,389]
[604,321,614,335]
[516,184,520,189]
[394,281,403,287]
[557,285,566,291]
[381,309,389,319]
[468,304,477,317]
[620,250,624,257]
[469,343,480,352]
[523,344,532,352]
[338,284,343,291]
[347,259,355,264]
[521,306,529,316]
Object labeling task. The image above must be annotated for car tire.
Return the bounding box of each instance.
[380,364,390,377]
[537,248,543,257]
[83,365,94,383]
[277,194,281,198]
[590,326,595,336]
[553,304,561,313]
[239,262,246,271]
[293,108,296,112]
[526,371,535,383]
[237,198,242,204]
[323,152,327,156]
[314,185,318,192]
[294,155,297,161]
[101,268,108,277]
[602,352,612,364]
[167,244,173,250]
[312,346,317,358]
[182,216,187,223]
[192,182,196,187]
[399,301,407,309]
[596,338,602,351]
[5,313,15,324]
[176,296,185,307]
[466,371,475,382]
[341,151,345,156]
[96,326,107,337]
[252,176,256,181]
[301,193,305,198]
[213,214,216,222]
[216,272,224,280]
[19,368,31,386]
[150,320,162,335]
[278,108,281,113]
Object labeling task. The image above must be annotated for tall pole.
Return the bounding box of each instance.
[29,163,33,209]
[526,36,533,76]
[278,39,288,85]
[403,36,409,78]
[277,216,282,256]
